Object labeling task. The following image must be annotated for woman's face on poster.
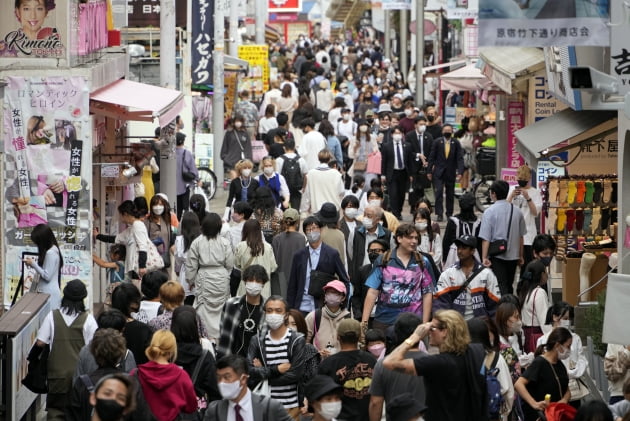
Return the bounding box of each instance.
[15,0,47,35]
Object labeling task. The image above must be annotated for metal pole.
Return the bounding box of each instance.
[415,0,424,105]
[213,0,226,183]
[255,0,266,44]
[400,10,408,83]
[229,0,239,56]
[384,10,390,60]
[160,0,177,205]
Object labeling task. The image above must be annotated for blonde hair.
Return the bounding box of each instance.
[434,310,470,355]
[516,165,531,180]
[235,159,254,175]
[145,330,177,362]
[159,281,185,311]
[318,149,333,163]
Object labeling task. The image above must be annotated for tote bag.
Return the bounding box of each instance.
[366,150,382,174]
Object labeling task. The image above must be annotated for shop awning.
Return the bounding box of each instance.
[479,47,545,94]
[440,63,498,91]
[90,79,185,127]
[224,55,249,71]
[514,108,617,165]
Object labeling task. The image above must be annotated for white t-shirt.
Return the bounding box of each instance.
[507,185,542,245]
[37,308,98,350]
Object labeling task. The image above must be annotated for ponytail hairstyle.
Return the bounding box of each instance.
[534,326,572,357]
[145,329,177,362]
[351,174,365,194]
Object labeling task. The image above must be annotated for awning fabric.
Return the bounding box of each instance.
[440,63,497,91]
[514,108,617,165]
[479,47,545,94]
[90,79,185,127]
[224,55,249,71]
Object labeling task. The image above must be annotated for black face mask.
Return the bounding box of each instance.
[443,132,452,139]
[95,399,125,421]
[367,118,374,124]
[427,115,435,122]
[518,180,528,188]
[368,251,381,264]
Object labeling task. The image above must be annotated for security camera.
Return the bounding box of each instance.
[568,66,619,94]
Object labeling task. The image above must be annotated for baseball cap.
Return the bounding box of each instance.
[283,208,300,222]
[454,235,477,248]
[337,318,361,339]
[386,392,427,421]
[323,280,346,295]
[365,110,375,117]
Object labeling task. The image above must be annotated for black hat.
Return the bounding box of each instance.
[386,392,427,421]
[63,279,87,301]
[454,234,477,248]
[315,202,339,224]
[304,375,343,402]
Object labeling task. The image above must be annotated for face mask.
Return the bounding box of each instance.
[362,79,368,84]
[325,293,343,307]
[559,319,571,329]
[218,379,242,400]
[345,208,359,219]
[368,343,386,358]
[95,399,125,421]
[368,199,381,208]
[367,118,374,124]
[152,205,164,216]
[263,166,274,176]
[418,124,426,133]
[245,282,263,296]
[404,109,413,117]
[427,115,435,123]
[368,251,381,263]
[342,114,350,121]
[306,231,321,244]
[415,222,428,231]
[382,89,389,95]
[319,401,342,420]
[443,132,452,139]
[266,313,285,330]
[347,75,354,81]
[393,134,402,142]
[235,122,243,128]
[362,217,374,230]
[241,168,252,177]
[376,78,382,85]
[359,125,368,133]
[518,180,528,188]
[540,256,553,266]
[510,320,522,334]
[341,88,348,93]
[558,345,571,360]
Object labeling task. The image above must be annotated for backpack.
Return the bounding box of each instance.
[444,216,481,268]
[312,308,351,350]
[281,154,303,192]
[485,351,504,420]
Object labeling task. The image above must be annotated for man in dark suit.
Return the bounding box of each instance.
[287,216,349,312]
[427,124,464,222]
[209,354,293,421]
[405,116,434,213]
[380,126,410,220]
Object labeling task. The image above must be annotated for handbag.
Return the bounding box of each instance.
[253,379,270,395]
[145,241,165,272]
[488,205,514,257]
[366,150,382,174]
[22,343,49,394]
[568,377,590,401]
[306,247,336,298]
[353,160,368,172]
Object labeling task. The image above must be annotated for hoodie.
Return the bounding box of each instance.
[175,342,221,402]
[135,361,198,421]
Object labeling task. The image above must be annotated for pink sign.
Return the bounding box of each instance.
[507,101,525,168]
[500,168,518,186]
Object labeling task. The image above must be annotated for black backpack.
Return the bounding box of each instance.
[281,154,303,192]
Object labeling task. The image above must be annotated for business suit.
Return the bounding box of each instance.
[204,391,293,421]
[427,135,465,219]
[405,129,434,211]
[287,243,349,311]
[380,139,411,219]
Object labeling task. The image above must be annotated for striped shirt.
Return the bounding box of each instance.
[264,329,299,409]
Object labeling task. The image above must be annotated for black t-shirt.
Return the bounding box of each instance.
[413,352,470,421]
[521,356,569,421]
[318,349,376,420]
[232,302,263,357]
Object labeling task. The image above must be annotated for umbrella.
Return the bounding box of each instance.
[539,402,577,421]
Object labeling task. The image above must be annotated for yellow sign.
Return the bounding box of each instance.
[238,45,269,97]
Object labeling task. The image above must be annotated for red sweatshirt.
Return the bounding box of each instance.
[135,361,198,421]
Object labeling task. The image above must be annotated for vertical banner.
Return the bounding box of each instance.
[478,0,609,47]
[238,45,269,98]
[507,101,524,169]
[192,0,215,86]
[3,76,92,307]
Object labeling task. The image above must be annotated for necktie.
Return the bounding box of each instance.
[235,403,244,421]
[445,140,450,158]
[395,142,403,169]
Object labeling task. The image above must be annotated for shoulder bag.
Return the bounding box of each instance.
[306,247,336,299]
[488,204,513,257]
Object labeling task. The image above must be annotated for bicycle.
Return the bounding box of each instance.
[472,147,496,212]
[195,157,218,201]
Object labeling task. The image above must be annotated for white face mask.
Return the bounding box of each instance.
[263,166,274,176]
[559,319,571,329]
[359,126,368,133]
[342,113,350,121]
[152,205,164,216]
[368,199,381,208]
[415,222,428,231]
[510,320,522,334]
[418,124,426,133]
[241,168,252,177]
[218,379,242,400]
[266,313,285,330]
[393,134,403,142]
[404,109,413,117]
[558,345,571,360]
[319,401,342,420]
[344,208,359,220]
[245,282,263,296]
[234,121,243,128]
[362,217,373,230]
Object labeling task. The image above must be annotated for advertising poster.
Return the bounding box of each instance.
[0,0,69,58]
[2,76,92,307]
[238,45,269,98]
[478,0,610,47]
[507,101,524,169]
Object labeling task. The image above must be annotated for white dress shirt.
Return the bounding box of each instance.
[227,389,254,421]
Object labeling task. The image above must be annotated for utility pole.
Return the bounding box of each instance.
[160,0,177,210]
[255,0,266,44]
[400,10,408,83]
[213,0,225,183]
[415,0,424,105]
[229,0,239,56]
[384,10,390,60]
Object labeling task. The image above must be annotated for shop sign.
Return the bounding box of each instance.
[2,76,92,307]
[192,0,215,85]
[611,0,630,94]
[500,168,518,186]
[527,75,566,125]
[382,0,411,10]
[113,0,187,27]
[478,0,610,47]
[101,165,120,178]
[507,101,524,168]
[268,0,302,13]
[536,159,566,189]
[238,45,269,96]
